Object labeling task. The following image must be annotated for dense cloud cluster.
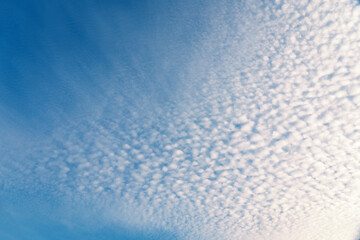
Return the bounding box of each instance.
[1,0,360,239]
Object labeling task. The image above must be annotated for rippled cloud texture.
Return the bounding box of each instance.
[1,0,360,239]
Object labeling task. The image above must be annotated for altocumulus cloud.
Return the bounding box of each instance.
[1,0,360,240]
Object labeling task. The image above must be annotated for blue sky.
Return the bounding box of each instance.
[1,0,360,239]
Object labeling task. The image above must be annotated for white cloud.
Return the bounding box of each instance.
[1,0,360,239]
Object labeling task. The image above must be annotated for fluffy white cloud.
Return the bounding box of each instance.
[2,0,360,239]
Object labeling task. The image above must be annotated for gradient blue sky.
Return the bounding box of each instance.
[1,0,200,131]
[1,0,360,239]
[3,1,208,239]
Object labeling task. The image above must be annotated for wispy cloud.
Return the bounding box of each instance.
[1,0,360,239]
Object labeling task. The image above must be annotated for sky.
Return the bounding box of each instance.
[1,0,360,239]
